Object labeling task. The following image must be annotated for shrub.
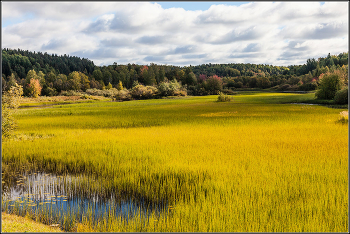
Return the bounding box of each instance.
[114,89,132,101]
[61,90,82,96]
[217,91,233,102]
[277,84,291,91]
[80,94,93,99]
[85,88,118,97]
[298,82,318,91]
[131,85,158,99]
[333,88,348,105]
[158,80,185,97]
[85,88,103,96]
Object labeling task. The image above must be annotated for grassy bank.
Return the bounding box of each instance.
[1,212,63,232]
[2,92,348,232]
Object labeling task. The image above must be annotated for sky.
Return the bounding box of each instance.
[1,1,348,67]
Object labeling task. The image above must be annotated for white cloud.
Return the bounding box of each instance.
[1,1,348,67]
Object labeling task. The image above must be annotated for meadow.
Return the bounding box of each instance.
[1,92,348,232]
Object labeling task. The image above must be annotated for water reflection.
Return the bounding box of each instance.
[2,171,166,225]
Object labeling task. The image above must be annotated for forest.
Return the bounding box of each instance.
[2,48,348,99]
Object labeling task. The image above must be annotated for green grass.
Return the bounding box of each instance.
[2,92,348,232]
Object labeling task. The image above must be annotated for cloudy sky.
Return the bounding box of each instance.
[1,1,348,67]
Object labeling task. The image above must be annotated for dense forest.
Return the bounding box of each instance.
[2,48,348,98]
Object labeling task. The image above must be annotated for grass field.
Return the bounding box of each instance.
[2,92,348,232]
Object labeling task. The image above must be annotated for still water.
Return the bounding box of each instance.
[2,171,166,228]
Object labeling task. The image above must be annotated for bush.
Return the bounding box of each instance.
[298,82,318,91]
[85,88,103,96]
[277,84,291,91]
[60,90,83,96]
[158,80,185,97]
[131,85,158,99]
[113,89,132,101]
[85,88,119,97]
[333,88,348,105]
[80,94,93,99]
[217,91,233,102]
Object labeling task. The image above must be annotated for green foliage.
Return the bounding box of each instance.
[315,70,343,100]
[2,48,95,77]
[333,88,348,105]
[2,48,348,98]
[2,83,23,139]
[217,91,233,102]
[3,73,18,92]
[92,69,103,81]
[42,85,58,97]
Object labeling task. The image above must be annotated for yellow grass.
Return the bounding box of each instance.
[1,212,63,232]
[2,93,348,232]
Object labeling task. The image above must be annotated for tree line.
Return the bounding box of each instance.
[2,48,348,98]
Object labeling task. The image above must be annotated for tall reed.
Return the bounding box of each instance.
[2,93,348,232]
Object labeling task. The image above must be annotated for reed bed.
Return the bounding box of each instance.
[2,92,348,232]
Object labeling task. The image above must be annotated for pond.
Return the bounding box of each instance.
[2,171,167,230]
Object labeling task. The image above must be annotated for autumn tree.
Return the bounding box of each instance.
[117,80,123,90]
[80,73,90,91]
[2,82,23,139]
[68,71,81,91]
[27,78,42,97]
[206,75,223,94]
[24,70,42,97]
[106,82,113,89]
